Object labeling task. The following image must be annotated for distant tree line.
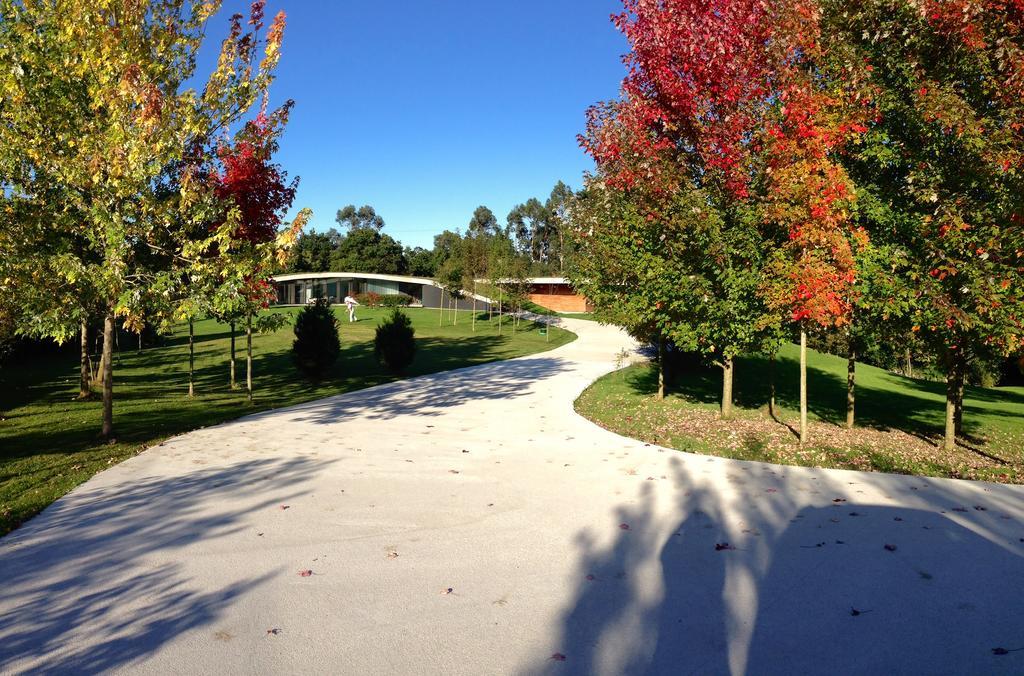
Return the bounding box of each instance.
[283,181,575,279]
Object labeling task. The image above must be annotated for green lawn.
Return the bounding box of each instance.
[576,342,1024,484]
[0,307,575,536]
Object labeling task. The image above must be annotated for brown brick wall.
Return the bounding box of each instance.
[528,293,589,313]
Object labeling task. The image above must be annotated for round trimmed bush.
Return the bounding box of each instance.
[292,297,341,380]
[374,308,416,372]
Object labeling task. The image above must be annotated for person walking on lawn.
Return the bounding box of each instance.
[344,294,360,322]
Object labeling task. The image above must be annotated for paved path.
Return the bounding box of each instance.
[1,319,1023,675]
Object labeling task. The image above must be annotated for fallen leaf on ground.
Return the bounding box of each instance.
[715,543,736,551]
[884,544,897,552]
[550,653,567,661]
[440,587,454,595]
[850,607,872,616]
[619,523,631,530]
[298,570,313,577]
[586,574,596,581]
[279,505,290,510]
[266,628,281,635]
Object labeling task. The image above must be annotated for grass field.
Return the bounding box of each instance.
[576,342,1024,484]
[0,307,574,536]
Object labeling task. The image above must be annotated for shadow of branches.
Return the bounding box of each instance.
[0,456,330,673]
[534,457,1024,674]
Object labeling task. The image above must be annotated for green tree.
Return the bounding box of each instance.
[287,230,340,272]
[0,1,292,437]
[467,206,502,238]
[292,297,341,381]
[545,181,575,274]
[824,0,1024,450]
[507,198,549,264]
[404,246,436,277]
[329,228,407,274]
[431,229,464,272]
[374,308,416,372]
[336,204,385,232]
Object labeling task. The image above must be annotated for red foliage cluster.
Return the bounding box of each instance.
[762,79,866,327]
[583,0,868,328]
[215,110,297,245]
[614,0,782,197]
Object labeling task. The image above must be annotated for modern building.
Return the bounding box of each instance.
[523,277,593,313]
[271,272,591,314]
[271,272,487,311]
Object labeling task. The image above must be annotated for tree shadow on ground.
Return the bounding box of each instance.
[0,333,545,464]
[277,355,571,424]
[0,456,331,673]
[639,354,1021,443]
[533,457,1024,675]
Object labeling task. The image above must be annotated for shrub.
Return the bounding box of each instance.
[292,297,341,380]
[374,308,416,372]
[377,293,413,308]
[354,291,382,307]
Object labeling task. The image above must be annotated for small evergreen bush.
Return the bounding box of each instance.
[292,297,341,380]
[374,308,416,372]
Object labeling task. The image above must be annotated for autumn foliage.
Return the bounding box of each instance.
[216,105,297,245]
[573,0,1023,448]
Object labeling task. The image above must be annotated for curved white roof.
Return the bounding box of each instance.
[271,271,438,286]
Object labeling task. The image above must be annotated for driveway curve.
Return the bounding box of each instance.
[1,319,1022,675]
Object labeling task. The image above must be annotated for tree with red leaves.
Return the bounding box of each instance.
[577,0,865,435]
[823,0,1024,450]
[214,105,308,402]
[178,101,309,402]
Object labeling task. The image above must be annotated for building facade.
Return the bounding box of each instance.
[271,272,487,311]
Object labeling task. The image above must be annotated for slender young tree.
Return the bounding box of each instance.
[0,1,293,437]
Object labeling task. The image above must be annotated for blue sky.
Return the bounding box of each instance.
[201,1,628,249]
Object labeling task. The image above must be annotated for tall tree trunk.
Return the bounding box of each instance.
[439,290,445,326]
[101,310,115,439]
[246,312,253,404]
[799,329,808,445]
[78,319,91,399]
[229,321,237,389]
[721,355,734,420]
[768,352,776,418]
[137,329,142,354]
[498,288,503,335]
[846,346,856,429]
[92,351,105,388]
[905,348,913,378]
[944,362,958,451]
[472,289,477,333]
[657,338,665,400]
[188,319,195,397]
[954,364,965,438]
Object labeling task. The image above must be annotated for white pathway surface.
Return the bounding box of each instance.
[2,319,1023,675]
